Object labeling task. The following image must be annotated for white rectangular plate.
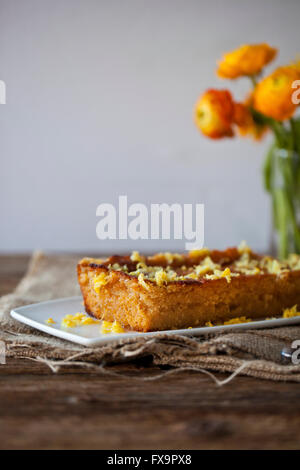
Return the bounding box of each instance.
[10,296,300,347]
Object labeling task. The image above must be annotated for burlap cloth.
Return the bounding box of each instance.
[2,252,300,383]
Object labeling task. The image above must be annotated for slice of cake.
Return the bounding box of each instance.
[77,243,300,332]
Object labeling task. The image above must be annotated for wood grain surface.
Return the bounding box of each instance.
[0,255,300,450]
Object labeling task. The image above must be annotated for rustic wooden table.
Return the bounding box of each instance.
[1,255,300,450]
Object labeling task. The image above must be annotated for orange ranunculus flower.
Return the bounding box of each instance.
[253,64,300,121]
[194,89,235,139]
[234,101,268,140]
[217,43,277,79]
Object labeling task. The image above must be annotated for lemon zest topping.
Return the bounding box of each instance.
[237,266,261,275]
[185,272,199,280]
[287,254,300,271]
[111,320,125,334]
[205,316,252,327]
[94,272,108,293]
[101,320,113,334]
[101,320,125,334]
[266,259,285,275]
[223,316,252,325]
[282,305,300,318]
[104,244,300,286]
[238,240,251,254]
[189,248,210,258]
[194,265,212,276]
[130,251,145,263]
[160,252,184,264]
[61,312,100,328]
[138,273,150,290]
[202,305,300,329]
[234,252,260,274]
[202,256,221,270]
[155,269,170,286]
[205,267,238,283]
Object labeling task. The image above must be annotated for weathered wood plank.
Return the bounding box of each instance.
[0,359,300,449]
[0,255,30,296]
[1,256,300,450]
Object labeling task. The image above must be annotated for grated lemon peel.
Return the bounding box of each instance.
[282,305,300,318]
[61,312,100,328]
[197,306,300,330]
[121,245,300,287]
[101,320,125,334]
[94,272,108,293]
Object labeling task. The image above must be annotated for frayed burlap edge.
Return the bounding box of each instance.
[2,252,300,384]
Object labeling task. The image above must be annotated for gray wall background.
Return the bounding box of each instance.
[1,0,300,253]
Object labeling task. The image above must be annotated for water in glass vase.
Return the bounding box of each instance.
[265,146,300,258]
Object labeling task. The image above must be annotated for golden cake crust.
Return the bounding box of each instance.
[77,247,300,332]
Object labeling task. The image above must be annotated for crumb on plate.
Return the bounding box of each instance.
[61,312,100,328]
[101,320,125,334]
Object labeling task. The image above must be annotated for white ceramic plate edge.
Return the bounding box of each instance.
[10,295,300,347]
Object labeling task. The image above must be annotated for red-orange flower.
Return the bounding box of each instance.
[194,89,235,139]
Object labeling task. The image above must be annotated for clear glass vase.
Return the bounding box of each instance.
[265,146,300,258]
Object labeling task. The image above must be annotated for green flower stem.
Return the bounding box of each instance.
[273,188,288,259]
[290,118,300,155]
[263,142,275,192]
[249,75,258,88]
[263,119,300,258]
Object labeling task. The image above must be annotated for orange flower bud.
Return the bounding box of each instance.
[194,89,235,139]
[217,44,277,80]
[253,64,300,121]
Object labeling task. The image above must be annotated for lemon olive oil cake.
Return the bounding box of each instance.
[77,244,300,332]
